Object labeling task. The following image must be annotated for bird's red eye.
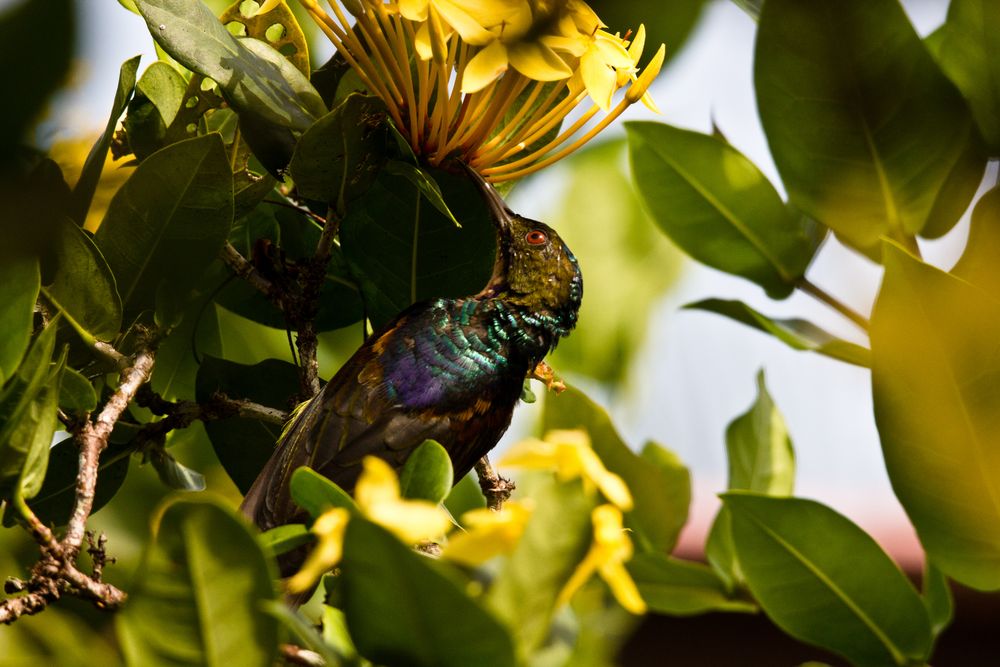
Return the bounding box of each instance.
[526,230,547,245]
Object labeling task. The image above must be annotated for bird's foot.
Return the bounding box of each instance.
[529,361,566,394]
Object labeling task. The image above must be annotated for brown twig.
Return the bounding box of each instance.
[219,241,281,302]
[475,456,515,512]
[294,211,341,397]
[279,643,326,666]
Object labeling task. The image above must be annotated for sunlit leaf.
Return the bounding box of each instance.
[724,492,933,666]
[627,121,821,298]
[952,185,1000,299]
[340,516,516,667]
[290,467,357,520]
[260,523,313,556]
[0,257,39,385]
[627,552,756,615]
[118,496,279,667]
[872,243,1000,590]
[756,0,985,256]
[123,61,188,160]
[543,386,691,553]
[685,298,871,367]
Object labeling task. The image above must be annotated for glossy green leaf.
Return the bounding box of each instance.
[486,478,594,655]
[288,94,388,213]
[922,562,953,638]
[134,0,323,133]
[755,0,984,255]
[117,496,279,667]
[626,121,821,299]
[196,356,300,493]
[685,298,871,367]
[627,552,756,616]
[932,0,1000,153]
[383,160,458,225]
[872,243,1000,590]
[341,516,516,667]
[398,439,454,503]
[0,257,39,385]
[260,523,313,557]
[217,0,311,76]
[0,322,63,501]
[0,0,74,152]
[42,217,122,343]
[543,386,691,553]
[339,167,496,328]
[707,371,795,587]
[290,467,357,520]
[952,185,1000,298]
[71,55,140,224]
[10,438,129,528]
[95,134,234,318]
[58,367,98,414]
[723,493,933,667]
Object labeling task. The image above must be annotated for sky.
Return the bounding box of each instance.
[45,0,969,563]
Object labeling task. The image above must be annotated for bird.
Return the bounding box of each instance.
[240,165,583,537]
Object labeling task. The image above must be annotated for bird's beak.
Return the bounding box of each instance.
[462,162,514,232]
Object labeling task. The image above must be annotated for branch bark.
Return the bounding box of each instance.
[475,456,515,512]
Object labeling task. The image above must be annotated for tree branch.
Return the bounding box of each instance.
[294,210,341,397]
[219,241,281,302]
[475,456,515,512]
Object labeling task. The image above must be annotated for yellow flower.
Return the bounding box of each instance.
[355,456,453,544]
[287,456,451,592]
[298,0,665,179]
[287,506,350,593]
[557,504,646,614]
[441,501,534,566]
[499,429,633,510]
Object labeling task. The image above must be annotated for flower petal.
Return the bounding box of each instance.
[508,41,573,82]
[435,0,495,45]
[497,437,558,468]
[287,508,350,593]
[599,560,647,614]
[594,32,635,69]
[355,456,402,509]
[462,40,509,93]
[368,500,452,544]
[399,0,429,21]
[581,48,617,110]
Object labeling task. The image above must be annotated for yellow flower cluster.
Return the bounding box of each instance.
[298,0,664,181]
[290,430,645,614]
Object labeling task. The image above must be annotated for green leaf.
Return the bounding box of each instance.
[486,478,594,655]
[9,438,129,528]
[71,55,140,224]
[151,282,223,401]
[730,0,761,20]
[398,440,454,503]
[124,61,189,160]
[58,367,98,414]
[263,602,344,667]
[723,492,932,667]
[0,322,64,501]
[95,134,234,318]
[383,160,459,225]
[0,257,39,385]
[117,496,279,667]
[587,0,705,66]
[871,243,1000,590]
[543,386,691,553]
[134,0,323,134]
[685,298,871,367]
[626,121,821,299]
[260,523,313,557]
[627,552,756,615]
[340,516,516,667]
[196,356,300,493]
[42,217,122,343]
[922,562,953,638]
[707,370,795,587]
[932,0,1000,153]
[288,94,388,213]
[443,472,486,520]
[725,370,795,495]
[0,0,74,152]
[952,185,1000,298]
[289,467,357,519]
[755,0,985,255]
[339,167,497,328]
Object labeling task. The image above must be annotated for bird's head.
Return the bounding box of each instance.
[467,169,583,337]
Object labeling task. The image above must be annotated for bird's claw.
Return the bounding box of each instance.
[530,361,566,394]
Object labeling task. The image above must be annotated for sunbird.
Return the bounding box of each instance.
[241,167,583,533]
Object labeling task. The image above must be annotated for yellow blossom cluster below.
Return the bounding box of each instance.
[298,0,664,180]
[287,429,645,614]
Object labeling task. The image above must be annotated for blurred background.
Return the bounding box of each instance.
[7,0,997,663]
